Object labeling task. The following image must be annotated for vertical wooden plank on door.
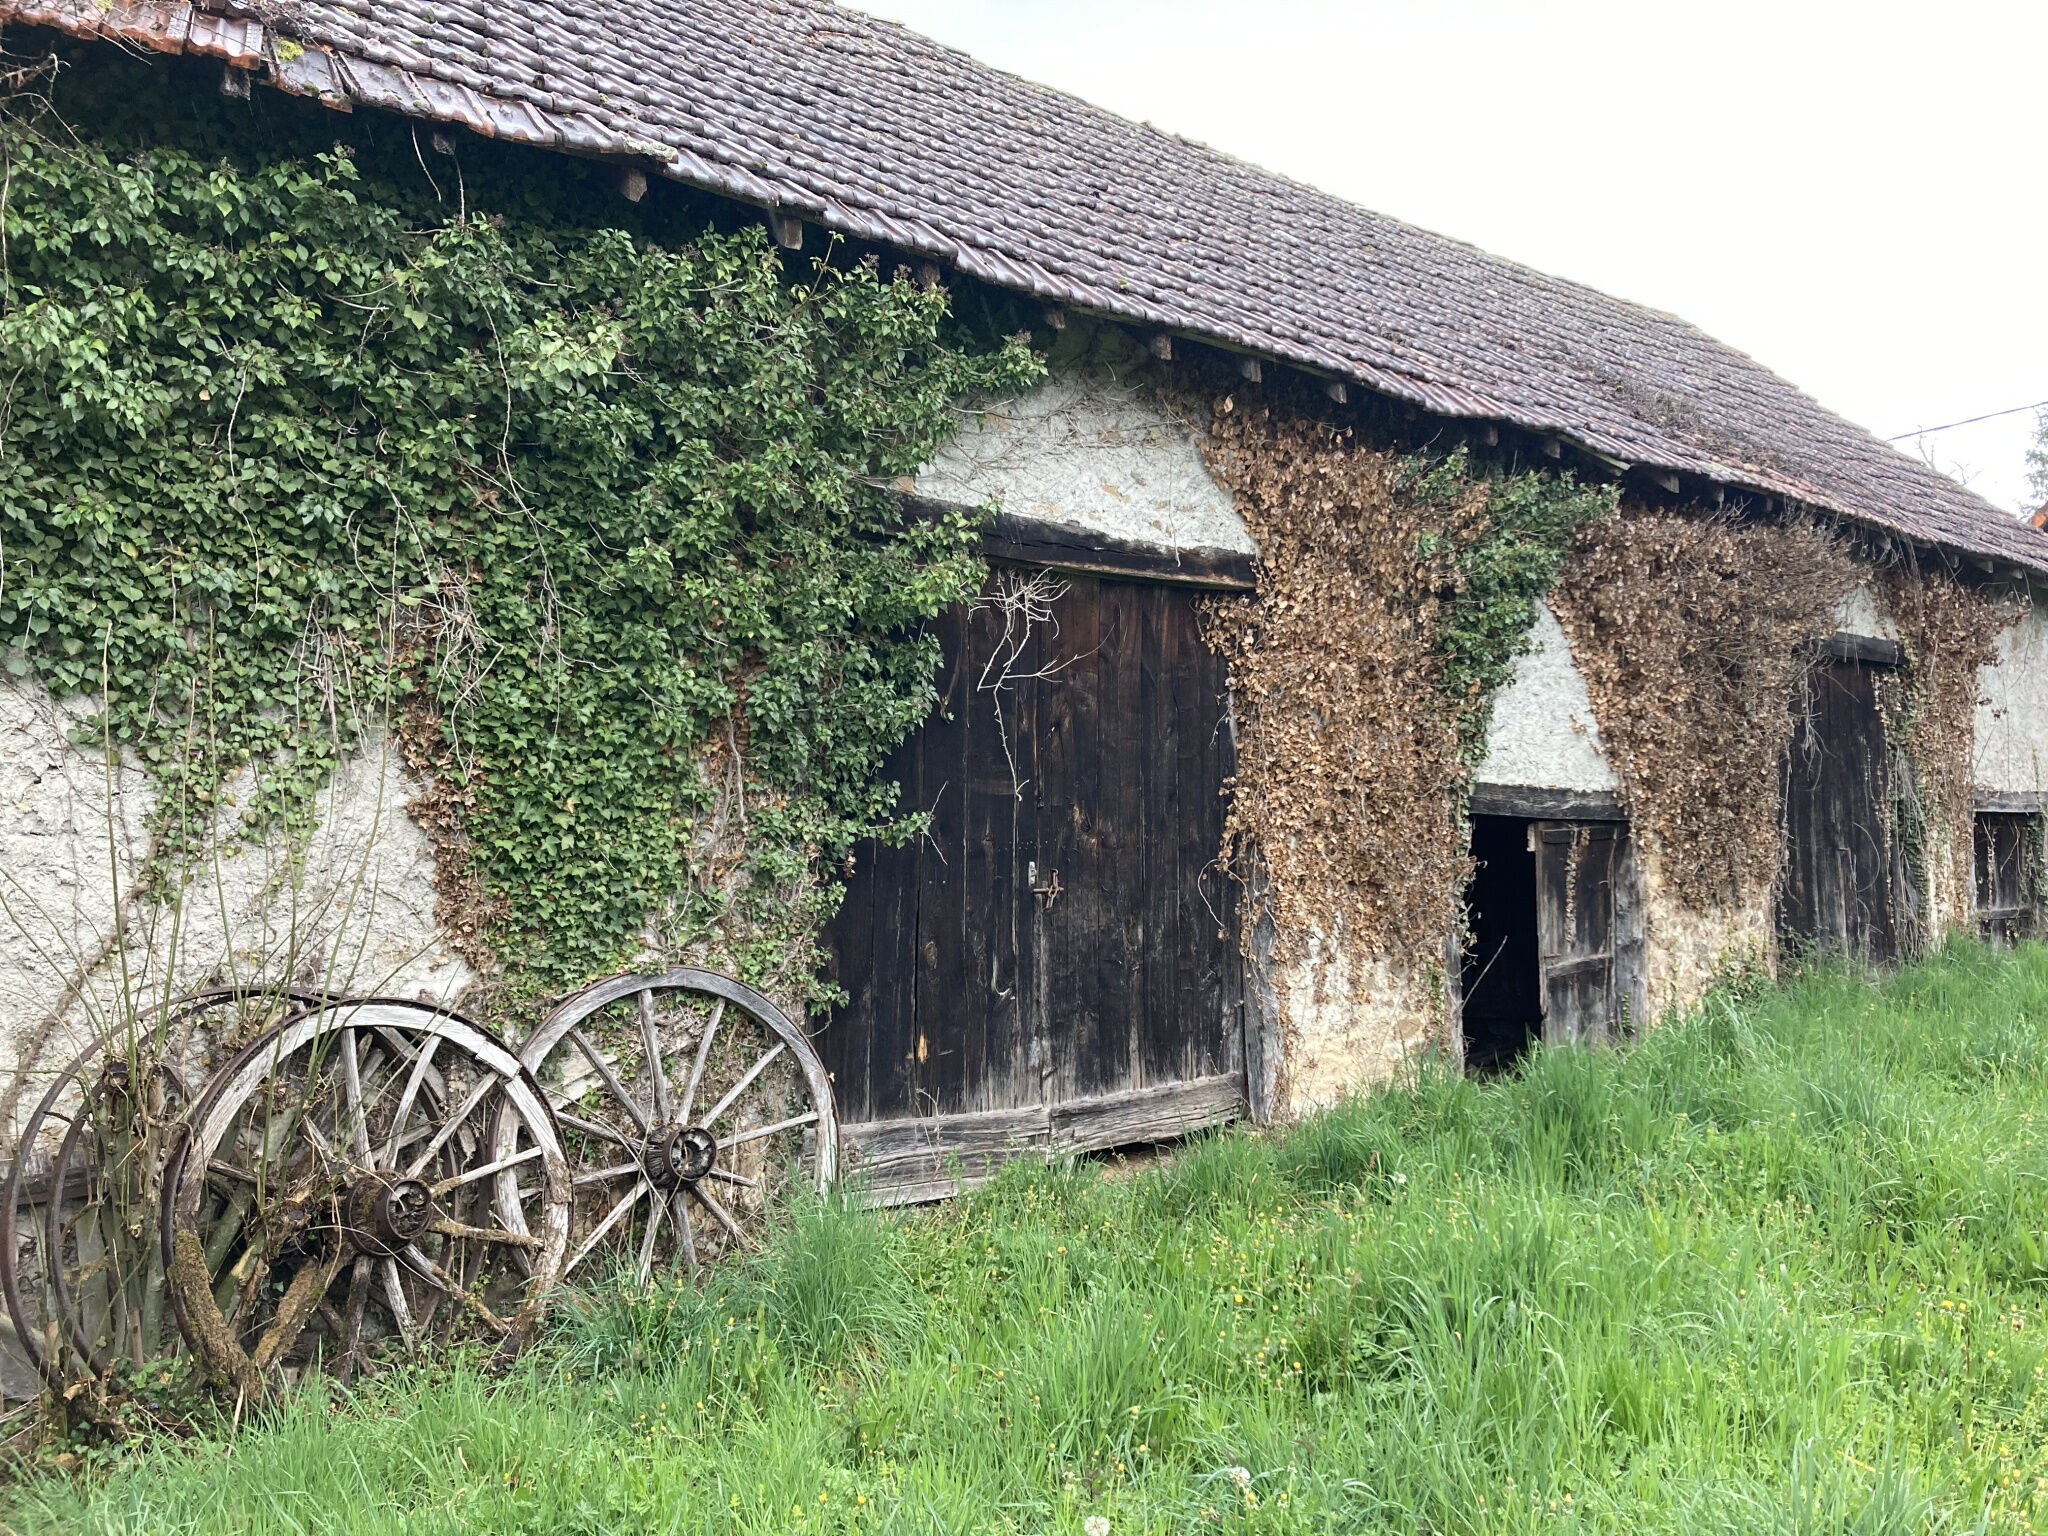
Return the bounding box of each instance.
[1050,574,1110,1100]
[825,787,878,1124]
[1032,576,1083,1107]
[1164,584,1203,1086]
[1015,593,1048,1122]
[1133,583,1175,1090]
[908,608,966,1116]
[870,804,919,1124]
[961,589,1033,1112]
[1841,662,1901,961]
[1533,822,1621,1046]
[1091,579,1142,1099]
[954,596,994,1112]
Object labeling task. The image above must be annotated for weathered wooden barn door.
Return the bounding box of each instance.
[1532,821,1639,1046]
[1776,656,1902,963]
[823,567,1245,1201]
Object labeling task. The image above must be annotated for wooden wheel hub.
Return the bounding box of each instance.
[346,1176,434,1257]
[646,1125,716,1189]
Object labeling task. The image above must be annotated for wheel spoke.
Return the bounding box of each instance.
[634,1193,664,1286]
[333,1255,374,1383]
[707,1167,758,1190]
[380,1256,416,1347]
[572,1161,643,1189]
[339,1028,372,1160]
[425,1217,539,1250]
[722,1109,819,1149]
[702,1043,785,1129]
[380,1034,443,1166]
[563,1181,650,1277]
[402,1074,498,1180]
[400,1247,509,1335]
[638,990,673,1125]
[691,1184,755,1251]
[566,1027,650,1136]
[428,1145,543,1197]
[677,999,724,1122]
[303,1118,342,1166]
[555,1111,633,1148]
[671,1190,698,1271]
[250,1246,343,1373]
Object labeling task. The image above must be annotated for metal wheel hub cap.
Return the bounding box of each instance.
[646,1124,717,1188]
[348,1176,434,1255]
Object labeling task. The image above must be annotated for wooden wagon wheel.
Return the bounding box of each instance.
[0,987,310,1388]
[160,1000,571,1397]
[515,969,837,1285]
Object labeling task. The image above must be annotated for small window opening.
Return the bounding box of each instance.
[1975,811,2043,944]
[1460,815,1541,1075]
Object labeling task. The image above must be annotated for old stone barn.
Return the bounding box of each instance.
[3,0,2046,1208]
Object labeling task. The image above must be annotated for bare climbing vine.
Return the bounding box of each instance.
[1549,509,1859,913]
[1880,558,2021,929]
[973,568,1074,802]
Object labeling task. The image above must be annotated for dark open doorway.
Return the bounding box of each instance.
[1459,809,1647,1074]
[1460,815,1542,1074]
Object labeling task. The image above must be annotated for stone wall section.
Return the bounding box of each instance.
[0,677,470,1145]
[916,366,1255,559]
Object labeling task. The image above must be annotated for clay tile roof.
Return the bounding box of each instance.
[15,0,2048,573]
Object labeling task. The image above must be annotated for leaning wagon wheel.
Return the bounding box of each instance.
[516,969,837,1286]
[0,988,310,1388]
[160,1000,571,1397]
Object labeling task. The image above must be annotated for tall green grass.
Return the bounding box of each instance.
[15,940,2048,1534]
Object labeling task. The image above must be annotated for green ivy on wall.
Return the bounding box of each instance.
[0,56,1039,985]
[1410,448,1617,759]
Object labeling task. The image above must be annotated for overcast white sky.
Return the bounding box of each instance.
[851,0,2047,513]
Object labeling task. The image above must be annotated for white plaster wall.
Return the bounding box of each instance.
[1976,595,2048,795]
[915,370,1256,558]
[0,677,469,1143]
[1834,585,1898,641]
[1474,602,1617,791]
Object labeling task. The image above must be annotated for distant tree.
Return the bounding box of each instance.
[2031,408,2048,513]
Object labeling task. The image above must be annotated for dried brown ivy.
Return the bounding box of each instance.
[1549,510,1859,914]
[1198,401,1603,978]
[1881,559,2019,931]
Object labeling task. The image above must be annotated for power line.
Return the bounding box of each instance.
[1885,399,2048,441]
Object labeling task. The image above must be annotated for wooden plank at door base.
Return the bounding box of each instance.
[839,1073,1247,1206]
[1050,1073,1244,1154]
[839,1105,1049,1207]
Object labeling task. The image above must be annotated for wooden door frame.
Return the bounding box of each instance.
[828,544,1252,1204]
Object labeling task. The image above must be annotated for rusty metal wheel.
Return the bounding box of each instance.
[0,988,310,1388]
[160,1000,571,1397]
[516,969,837,1285]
